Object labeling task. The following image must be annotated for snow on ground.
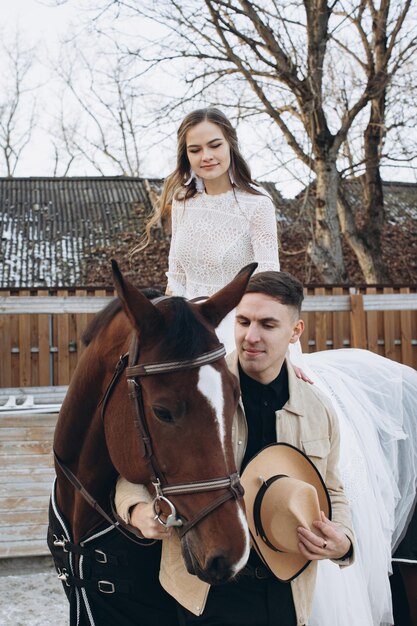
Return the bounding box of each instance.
[0,557,68,625]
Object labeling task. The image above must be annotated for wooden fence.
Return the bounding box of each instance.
[0,286,417,388]
[0,285,417,559]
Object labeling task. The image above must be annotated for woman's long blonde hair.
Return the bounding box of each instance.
[138,107,264,249]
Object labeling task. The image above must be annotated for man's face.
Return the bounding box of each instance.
[235,292,303,384]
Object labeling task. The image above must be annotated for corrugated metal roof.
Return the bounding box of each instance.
[1,176,414,288]
[0,177,161,288]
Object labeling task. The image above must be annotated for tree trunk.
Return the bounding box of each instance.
[341,4,390,283]
[308,158,347,282]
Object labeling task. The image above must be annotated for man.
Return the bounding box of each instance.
[115,271,354,626]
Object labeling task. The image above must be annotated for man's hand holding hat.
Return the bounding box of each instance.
[297,511,352,561]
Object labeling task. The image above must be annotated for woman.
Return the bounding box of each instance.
[136,107,417,624]
[139,107,280,352]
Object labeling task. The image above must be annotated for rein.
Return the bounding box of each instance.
[55,306,244,543]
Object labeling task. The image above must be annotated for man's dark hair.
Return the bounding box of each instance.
[245,271,304,314]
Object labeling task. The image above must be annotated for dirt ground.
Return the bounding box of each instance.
[0,556,68,625]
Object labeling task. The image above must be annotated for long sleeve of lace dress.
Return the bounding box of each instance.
[249,195,280,272]
[166,199,187,296]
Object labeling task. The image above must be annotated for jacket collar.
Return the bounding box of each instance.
[226,350,305,417]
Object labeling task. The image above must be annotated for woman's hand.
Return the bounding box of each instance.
[130,502,173,540]
[292,364,314,384]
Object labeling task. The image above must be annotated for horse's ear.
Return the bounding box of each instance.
[198,263,258,328]
[111,260,163,338]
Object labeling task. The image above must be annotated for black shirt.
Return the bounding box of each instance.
[240,361,289,472]
[239,361,290,572]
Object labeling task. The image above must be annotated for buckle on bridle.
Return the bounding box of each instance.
[152,480,183,528]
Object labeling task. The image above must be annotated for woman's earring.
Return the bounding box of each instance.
[185,169,205,193]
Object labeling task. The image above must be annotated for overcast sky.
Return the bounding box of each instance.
[2,0,85,174]
[2,0,416,198]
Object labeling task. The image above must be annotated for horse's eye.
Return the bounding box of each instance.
[152,406,174,423]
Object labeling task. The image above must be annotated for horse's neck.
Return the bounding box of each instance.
[54,348,117,542]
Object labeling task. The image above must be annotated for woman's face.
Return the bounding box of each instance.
[185,120,231,191]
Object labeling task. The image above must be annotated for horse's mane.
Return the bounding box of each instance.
[161,297,214,359]
[82,290,214,358]
[82,288,162,346]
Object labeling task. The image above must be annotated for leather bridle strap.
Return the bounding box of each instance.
[53,450,156,546]
[126,345,226,377]
[125,335,245,535]
[176,473,244,537]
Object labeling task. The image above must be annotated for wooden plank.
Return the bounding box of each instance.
[56,290,70,386]
[2,293,417,315]
[0,426,55,440]
[0,468,54,483]
[315,288,327,351]
[0,539,49,558]
[10,308,20,387]
[30,303,39,387]
[0,290,12,387]
[350,294,367,349]
[38,289,51,387]
[0,510,48,525]
[0,296,113,314]
[18,291,31,387]
[0,495,50,510]
[383,287,397,361]
[399,287,413,367]
[0,414,58,427]
[1,524,49,542]
[75,289,89,359]
[0,482,52,496]
[0,454,54,469]
[363,293,417,311]
[332,287,345,349]
[365,287,379,356]
[69,295,79,380]
[0,441,53,455]
[301,287,315,353]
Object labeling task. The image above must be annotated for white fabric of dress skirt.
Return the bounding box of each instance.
[297,348,417,626]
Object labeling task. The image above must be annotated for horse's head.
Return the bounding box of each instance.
[106,261,256,584]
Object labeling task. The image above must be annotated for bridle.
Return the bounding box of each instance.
[55,296,244,542]
[123,331,244,538]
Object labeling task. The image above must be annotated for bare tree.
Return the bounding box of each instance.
[52,45,145,176]
[334,1,416,281]
[84,0,416,282]
[0,35,37,177]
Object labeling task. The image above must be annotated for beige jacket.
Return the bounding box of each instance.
[116,352,354,625]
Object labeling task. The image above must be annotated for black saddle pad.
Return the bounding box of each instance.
[47,490,179,626]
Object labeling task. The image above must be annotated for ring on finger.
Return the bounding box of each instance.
[322,540,327,549]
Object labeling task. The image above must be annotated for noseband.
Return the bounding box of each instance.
[124,333,244,537]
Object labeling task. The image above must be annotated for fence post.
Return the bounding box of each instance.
[350,294,367,349]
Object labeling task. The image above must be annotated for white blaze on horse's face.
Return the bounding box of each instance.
[233,507,251,574]
[197,365,225,451]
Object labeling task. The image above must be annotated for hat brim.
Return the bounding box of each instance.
[241,442,331,582]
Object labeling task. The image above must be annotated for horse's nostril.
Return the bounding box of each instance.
[206,554,233,582]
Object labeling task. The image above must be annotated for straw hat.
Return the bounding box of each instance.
[240,442,331,582]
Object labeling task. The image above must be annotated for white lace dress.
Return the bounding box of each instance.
[167,188,280,353]
[167,188,280,298]
[165,186,417,625]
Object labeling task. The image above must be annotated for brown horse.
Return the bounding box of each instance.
[48,261,255,625]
